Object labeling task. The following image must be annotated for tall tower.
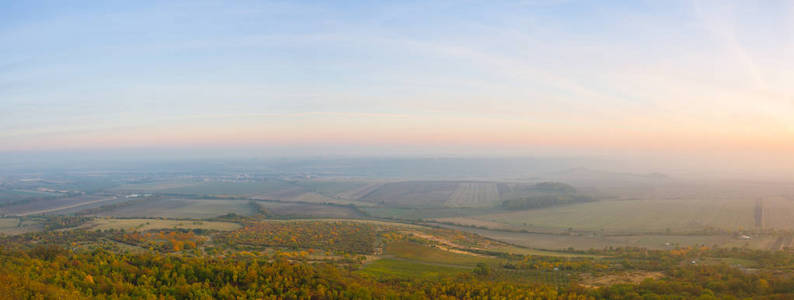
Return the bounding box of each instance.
[754,199,765,230]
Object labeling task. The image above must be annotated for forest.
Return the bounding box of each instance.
[2,215,794,299]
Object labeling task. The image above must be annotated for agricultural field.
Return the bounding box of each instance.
[359,181,459,207]
[444,182,500,207]
[0,189,58,205]
[434,223,745,250]
[111,181,198,192]
[6,173,794,253]
[0,217,42,235]
[358,258,472,279]
[383,240,495,265]
[458,197,773,233]
[0,195,119,216]
[123,179,373,206]
[158,180,301,196]
[357,180,585,209]
[335,182,383,200]
[91,198,256,218]
[256,201,365,219]
[77,218,241,232]
[0,217,18,228]
[0,217,19,234]
[271,192,350,204]
[361,206,500,220]
[291,180,371,198]
[4,214,794,298]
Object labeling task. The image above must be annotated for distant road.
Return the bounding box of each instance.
[15,196,118,216]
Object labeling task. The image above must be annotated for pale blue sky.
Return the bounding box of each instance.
[1,1,793,168]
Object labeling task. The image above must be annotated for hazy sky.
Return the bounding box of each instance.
[2,1,794,173]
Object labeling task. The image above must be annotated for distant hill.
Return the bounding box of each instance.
[500,182,594,210]
[357,180,593,209]
[543,168,671,187]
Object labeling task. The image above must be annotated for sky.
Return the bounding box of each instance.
[1,1,794,176]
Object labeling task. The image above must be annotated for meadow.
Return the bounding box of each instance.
[358,258,472,279]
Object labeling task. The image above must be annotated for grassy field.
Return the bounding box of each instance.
[78,218,241,232]
[360,239,500,279]
[94,199,255,218]
[384,240,495,265]
[359,258,470,279]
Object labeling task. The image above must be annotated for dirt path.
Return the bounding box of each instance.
[407,231,489,257]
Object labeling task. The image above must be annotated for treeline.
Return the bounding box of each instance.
[533,182,577,193]
[41,216,91,230]
[502,194,594,210]
[76,198,157,216]
[501,182,594,210]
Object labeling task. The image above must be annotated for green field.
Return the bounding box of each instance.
[359,258,471,279]
[359,239,497,280]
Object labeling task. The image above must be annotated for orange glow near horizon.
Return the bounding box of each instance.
[5,112,794,157]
